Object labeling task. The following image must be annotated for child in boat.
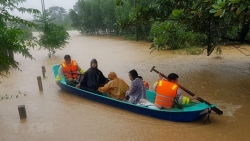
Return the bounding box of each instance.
[125,69,147,104]
[138,76,149,90]
[98,72,129,100]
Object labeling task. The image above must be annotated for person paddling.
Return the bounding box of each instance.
[153,73,197,109]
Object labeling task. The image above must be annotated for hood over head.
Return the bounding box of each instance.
[90,58,98,69]
[108,72,118,80]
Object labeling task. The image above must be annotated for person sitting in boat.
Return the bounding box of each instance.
[98,72,129,100]
[125,69,147,104]
[77,59,107,91]
[153,73,197,109]
[55,55,85,86]
[138,76,149,90]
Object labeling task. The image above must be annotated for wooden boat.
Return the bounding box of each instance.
[52,64,216,122]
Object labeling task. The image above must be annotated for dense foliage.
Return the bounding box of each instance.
[70,0,250,55]
[0,0,39,77]
[69,0,116,34]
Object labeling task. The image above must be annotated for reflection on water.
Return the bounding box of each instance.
[0,31,250,141]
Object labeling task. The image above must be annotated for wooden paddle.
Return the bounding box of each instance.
[150,66,223,115]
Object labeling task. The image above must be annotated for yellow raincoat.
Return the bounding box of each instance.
[98,72,129,100]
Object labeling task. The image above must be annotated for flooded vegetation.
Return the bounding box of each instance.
[0,31,249,140]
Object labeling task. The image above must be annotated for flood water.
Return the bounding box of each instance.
[0,31,250,141]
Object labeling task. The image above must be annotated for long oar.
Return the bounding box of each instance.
[150,66,223,115]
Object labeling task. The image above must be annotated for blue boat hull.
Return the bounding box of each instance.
[53,64,212,122]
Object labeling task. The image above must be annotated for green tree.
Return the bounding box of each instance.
[119,0,250,55]
[34,10,70,58]
[69,9,83,31]
[70,0,117,34]
[70,0,153,39]
[115,0,134,37]
[100,0,116,34]
[0,0,39,77]
[70,0,250,55]
[91,0,104,31]
[70,0,93,33]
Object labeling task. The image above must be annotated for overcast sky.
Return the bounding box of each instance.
[10,0,78,20]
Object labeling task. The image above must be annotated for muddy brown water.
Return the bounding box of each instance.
[0,31,250,141]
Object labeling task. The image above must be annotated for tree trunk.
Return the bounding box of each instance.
[207,17,216,56]
[238,12,250,43]
[8,49,14,60]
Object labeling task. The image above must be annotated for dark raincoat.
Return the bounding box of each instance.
[80,59,107,90]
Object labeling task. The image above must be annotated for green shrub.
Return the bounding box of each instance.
[149,21,206,51]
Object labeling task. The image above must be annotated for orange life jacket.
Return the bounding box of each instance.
[61,60,78,79]
[154,79,178,109]
[143,81,149,90]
